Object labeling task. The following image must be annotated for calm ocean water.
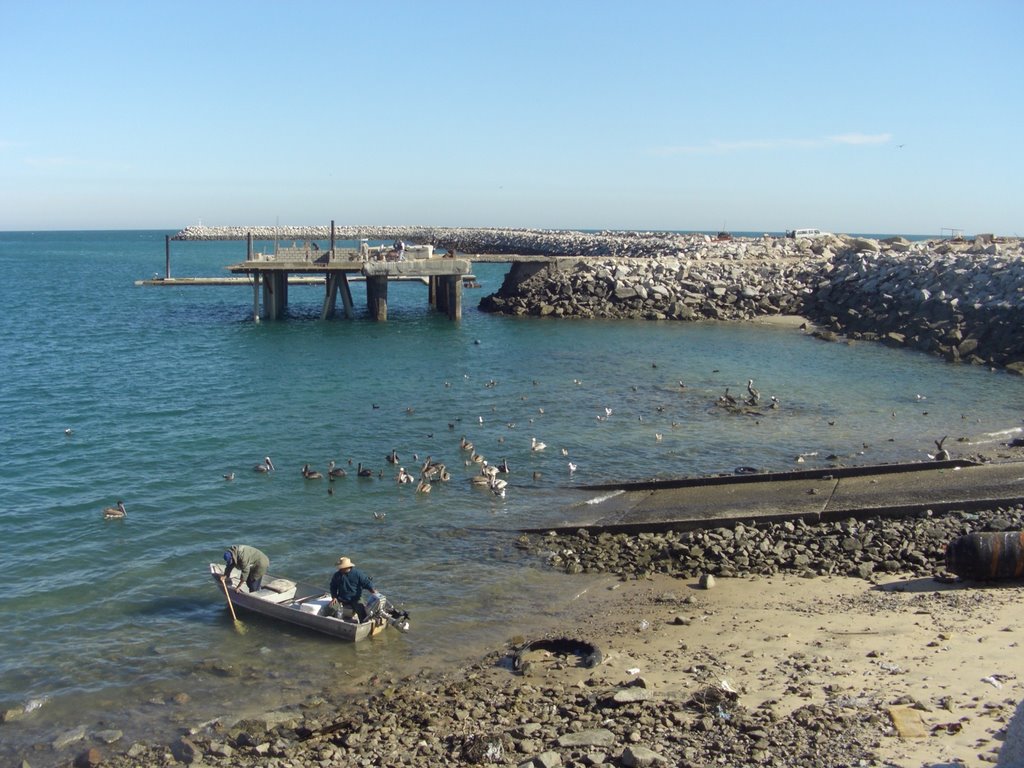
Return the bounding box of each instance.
[1,230,1021,764]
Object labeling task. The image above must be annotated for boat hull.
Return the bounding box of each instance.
[209,563,385,642]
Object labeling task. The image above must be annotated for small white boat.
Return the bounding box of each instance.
[208,563,409,641]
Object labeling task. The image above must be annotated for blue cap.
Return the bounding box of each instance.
[223,551,233,564]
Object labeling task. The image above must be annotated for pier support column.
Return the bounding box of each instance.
[338,273,354,318]
[322,273,339,319]
[366,275,388,321]
[428,275,438,309]
[263,271,289,320]
[165,235,171,279]
[446,275,463,321]
[252,271,261,322]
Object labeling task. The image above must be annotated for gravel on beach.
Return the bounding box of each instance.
[54,498,1022,768]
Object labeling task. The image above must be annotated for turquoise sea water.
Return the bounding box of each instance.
[1,230,1021,764]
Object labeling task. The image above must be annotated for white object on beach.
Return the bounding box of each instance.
[627,667,640,675]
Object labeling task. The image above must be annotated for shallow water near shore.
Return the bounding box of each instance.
[1,230,1022,765]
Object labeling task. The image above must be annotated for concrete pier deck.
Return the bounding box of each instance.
[526,459,1024,534]
[223,247,471,321]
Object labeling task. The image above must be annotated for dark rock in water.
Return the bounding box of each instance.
[74,749,103,768]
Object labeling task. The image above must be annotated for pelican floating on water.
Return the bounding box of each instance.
[531,437,546,451]
[356,463,373,478]
[254,456,275,473]
[386,449,400,464]
[223,472,235,481]
[328,460,347,479]
[416,479,432,493]
[302,463,323,480]
[103,500,127,519]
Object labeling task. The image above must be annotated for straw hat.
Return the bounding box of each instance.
[336,556,354,569]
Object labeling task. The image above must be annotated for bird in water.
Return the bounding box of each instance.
[223,472,235,481]
[931,436,951,461]
[396,467,415,484]
[64,428,74,437]
[328,460,347,479]
[356,463,373,478]
[302,464,323,480]
[254,456,275,473]
[416,479,432,494]
[531,437,546,451]
[103,500,127,519]
[497,458,510,473]
[568,462,577,475]
[373,510,386,520]
[386,449,400,464]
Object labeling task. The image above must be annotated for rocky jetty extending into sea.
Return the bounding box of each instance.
[472,231,1024,373]
[175,225,1024,371]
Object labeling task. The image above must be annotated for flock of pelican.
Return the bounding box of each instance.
[95,371,955,523]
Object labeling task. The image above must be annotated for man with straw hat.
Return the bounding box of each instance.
[328,556,377,621]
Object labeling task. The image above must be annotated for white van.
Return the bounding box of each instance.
[786,228,827,239]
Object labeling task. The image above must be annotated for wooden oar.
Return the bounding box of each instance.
[219,575,246,634]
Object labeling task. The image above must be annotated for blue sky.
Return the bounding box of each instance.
[2,1,1021,235]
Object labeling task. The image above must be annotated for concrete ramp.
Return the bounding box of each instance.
[530,460,1024,533]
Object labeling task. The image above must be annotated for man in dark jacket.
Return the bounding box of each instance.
[329,556,376,621]
[222,545,269,593]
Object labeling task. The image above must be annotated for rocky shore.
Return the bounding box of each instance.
[42,499,1022,768]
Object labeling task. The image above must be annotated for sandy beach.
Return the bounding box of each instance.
[86,558,1023,768]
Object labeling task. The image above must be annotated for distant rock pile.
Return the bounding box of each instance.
[479,254,819,321]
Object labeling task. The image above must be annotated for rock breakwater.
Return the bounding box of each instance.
[174,225,1024,369]
[473,232,1024,372]
[807,241,1024,370]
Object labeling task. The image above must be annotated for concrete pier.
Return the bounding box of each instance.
[225,241,470,321]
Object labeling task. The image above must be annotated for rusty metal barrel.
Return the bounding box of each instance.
[945,531,1024,580]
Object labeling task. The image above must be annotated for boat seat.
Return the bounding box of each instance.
[252,579,298,604]
[262,578,296,593]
